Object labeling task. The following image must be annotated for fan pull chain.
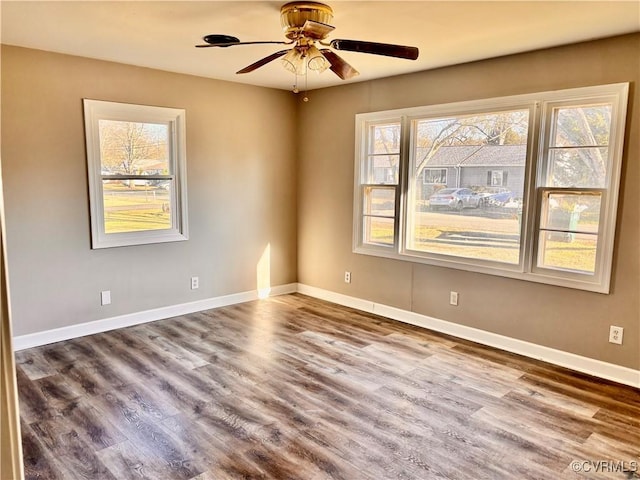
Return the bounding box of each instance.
[291,65,310,102]
[303,69,309,102]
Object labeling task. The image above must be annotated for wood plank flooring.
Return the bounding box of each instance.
[14,294,640,479]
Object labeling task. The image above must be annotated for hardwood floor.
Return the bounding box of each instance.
[14,294,640,479]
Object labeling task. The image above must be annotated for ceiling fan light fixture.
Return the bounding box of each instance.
[281,48,307,75]
[306,44,330,72]
[198,1,419,82]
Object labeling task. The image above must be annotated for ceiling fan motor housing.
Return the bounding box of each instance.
[280,2,334,39]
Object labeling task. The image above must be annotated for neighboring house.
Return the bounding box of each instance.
[418,144,526,199]
[135,159,168,176]
[371,145,527,199]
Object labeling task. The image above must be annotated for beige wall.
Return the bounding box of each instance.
[297,34,640,370]
[1,32,637,480]
[1,46,298,337]
[1,36,638,373]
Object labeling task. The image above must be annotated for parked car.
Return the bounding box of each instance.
[476,187,513,206]
[429,188,481,210]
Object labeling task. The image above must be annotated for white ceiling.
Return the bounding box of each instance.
[2,1,639,91]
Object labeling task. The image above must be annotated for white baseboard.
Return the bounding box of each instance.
[13,282,638,388]
[297,284,640,389]
[12,283,297,351]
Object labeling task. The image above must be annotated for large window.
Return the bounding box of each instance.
[84,99,188,248]
[353,84,628,293]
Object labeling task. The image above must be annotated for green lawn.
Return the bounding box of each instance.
[103,184,171,233]
[366,218,596,272]
[105,209,170,233]
[538,237,596,272]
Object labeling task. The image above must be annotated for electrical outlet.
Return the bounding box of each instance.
[101,290,111,306]
[450,291,459,306]
[191,276,199,290]
[344,271,351,284]
[609,325,623,345]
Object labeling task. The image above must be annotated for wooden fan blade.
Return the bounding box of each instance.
[320,50,359,80]
[197,34,240,47]
[197,40,291,48]
[236,49,291,74]
[330,39,419,60]
[301,20,335,40]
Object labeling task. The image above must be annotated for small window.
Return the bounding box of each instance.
[83,99,188,248]
[423,168,447,185]
[488,170,507,186]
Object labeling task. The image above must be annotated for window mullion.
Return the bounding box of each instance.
[397,116,411,252]
[102,175,174,180]
[521,101,543,275]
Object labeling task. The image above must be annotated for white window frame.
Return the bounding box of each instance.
[353,83,628,293]
[529,90,628,291]
[83,99,189,249]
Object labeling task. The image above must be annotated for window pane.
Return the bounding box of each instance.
[552,105,611,147]
[547,148,608,188]
[364,155,399,184]
[541,192,601,233]
[369,123,400,154]
[537,232,597,274]
[415,110,529,149]
[363,216,394,246]
[538,192,600,274]
[409,206,522,264]
[364,186,395,216]
[99,120,170,175]
[408,109,528,264]
[103,180,172,233]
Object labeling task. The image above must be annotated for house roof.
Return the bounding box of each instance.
[416,146,481,167]
[424,144,527,168]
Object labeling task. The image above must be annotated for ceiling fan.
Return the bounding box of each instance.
[196,1,419,81]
